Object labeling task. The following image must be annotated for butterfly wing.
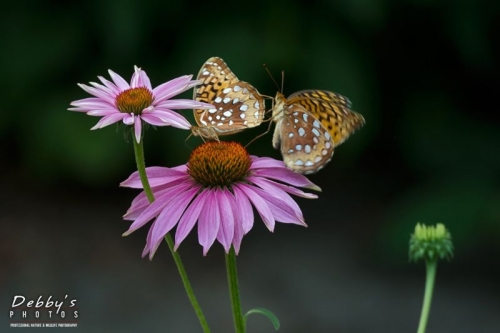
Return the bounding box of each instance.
[287,89,365,147]
[274,103,335,174]
[193,57,265,136]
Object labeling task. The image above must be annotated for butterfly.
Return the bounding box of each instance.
[272,89,365,174]
[191,57,265,139]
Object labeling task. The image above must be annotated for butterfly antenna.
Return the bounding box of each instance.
[281,70,284,94]
[263,63,280,92]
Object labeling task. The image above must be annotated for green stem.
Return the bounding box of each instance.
[417,260,437,333]
[226,247,245,333]
[132,138,210,333]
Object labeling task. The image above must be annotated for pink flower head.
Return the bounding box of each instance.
[68,66,213,143]
[121,141,321,259]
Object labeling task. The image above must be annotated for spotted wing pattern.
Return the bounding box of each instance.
[287,89,365,146]
[271,89,364,174]
[192,57,265,138]
[273,103,334,174]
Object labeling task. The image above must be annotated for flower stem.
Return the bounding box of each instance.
[132,137,211,333]
[417,259,437,333]
[226,247,245,333]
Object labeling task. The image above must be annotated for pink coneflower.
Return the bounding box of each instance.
[121,141,321,259]
[68,66,213,143]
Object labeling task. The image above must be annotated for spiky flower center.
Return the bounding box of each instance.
[115,87,154,115]
[188,141,251,188]
[409,223,454,262]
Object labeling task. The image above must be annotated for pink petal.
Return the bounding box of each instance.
[152,75,194,103]
[252,168,321,191]
[123,182,194,236]
[134,118,142,143]
[232,185,254,234]
[216,189,234,253]
[123,114,135,125]
[247,176,303,220]
[250,185,306,226]
[250,156,287,169]
[86,109,119,117]
[90,113,127,130]
[108,69,130,91]
[174,187,208,250]
[141,221,156,258]
[142,109,191,129]
[123,180,189,220]
[250,176,318,199]
[90,81,114,96]
[97,76,121,95]
[225,191,244,254]
[69,97,115,112]
[197,189,220,256]
[156,99,214,110]
[77,83,116,105]
[131,66,152,90]
[235,184,275,232]
[147,187,199,259]
[120,167,188,188]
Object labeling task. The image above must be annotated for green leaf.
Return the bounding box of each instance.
[244,307,280,330]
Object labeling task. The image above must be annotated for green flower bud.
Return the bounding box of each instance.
[409,223,454,262]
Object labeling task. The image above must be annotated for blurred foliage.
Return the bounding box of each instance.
[1,0,498,261]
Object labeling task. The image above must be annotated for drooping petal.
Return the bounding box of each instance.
[216,189,234,253]
[225,191,244,254]
[250,176,318,199]
[252,167,321,192]
[249,185,306,226]
[121,167,189,188]
[141,220,156,258]
[123,179,192,220]
[247,176,303,220]
[90,113,127,130]
[147,186,199,259]
[197,189,220,256]
[174,187,208,250]
[232,185,254,234]
[134,117,142,143]
[235,184,275,232]
[123,182,194,235]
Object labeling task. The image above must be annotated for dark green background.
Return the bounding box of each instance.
[2,0,499,332]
